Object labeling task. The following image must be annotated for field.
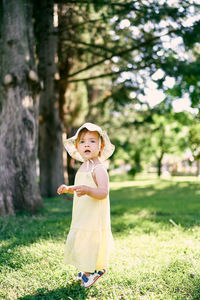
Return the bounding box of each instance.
[1,174,200,299]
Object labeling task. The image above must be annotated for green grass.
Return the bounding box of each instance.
[1,174,200,299]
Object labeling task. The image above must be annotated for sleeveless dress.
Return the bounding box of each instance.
[64,165,114,272]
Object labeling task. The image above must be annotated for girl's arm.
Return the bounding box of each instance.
[74,166,109,200]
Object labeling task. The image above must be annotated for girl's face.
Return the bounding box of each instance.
[76,131,101,160]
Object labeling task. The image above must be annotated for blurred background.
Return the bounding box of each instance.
[1,0,200,215]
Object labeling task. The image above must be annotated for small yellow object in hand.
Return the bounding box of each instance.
[57,184,74,195]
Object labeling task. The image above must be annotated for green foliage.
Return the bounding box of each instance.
[106,100,193,177]
[1,176,200,299]
[127,166,137,177]
[61,0,200,113]
[188,121,200,159]
[57,0,200,172]
[182,20,200,49]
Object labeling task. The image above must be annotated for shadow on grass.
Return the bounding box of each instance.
[18,281,89,300]
[0,195,73,269]
[110,179,200,235]
[1,178,200,269]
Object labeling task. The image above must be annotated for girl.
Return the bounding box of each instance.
[57,122,115,288]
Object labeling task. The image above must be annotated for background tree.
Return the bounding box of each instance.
[57,4,92,184]
[148,114,188,177]
[188,121,200,176]
[0,0,42,216]
[34,0,64,197]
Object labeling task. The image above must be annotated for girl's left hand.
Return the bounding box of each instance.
[74,185,88,197]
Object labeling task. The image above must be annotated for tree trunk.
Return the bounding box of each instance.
[196,160,200,177]
[86,83,101,123]
[66,126,80,185]
[134,149,142,173]
[34,0,64,197]
[57,4,80,186]
[0,0,42,216]
[157,153,164,177]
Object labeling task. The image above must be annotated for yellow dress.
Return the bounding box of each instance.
[64,166,114,272]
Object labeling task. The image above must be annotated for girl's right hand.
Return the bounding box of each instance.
[57,184,74,194]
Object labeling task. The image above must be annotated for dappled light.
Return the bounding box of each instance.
[110,176,200,235]
[1,0,200,299]
[1,176,200,299]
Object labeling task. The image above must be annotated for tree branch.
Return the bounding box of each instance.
[68,39,117,54]
[66,16,114,30]
[55,0,137,7]
[67,29,177,78]
[67,71,118,82]
[67,65,146,83]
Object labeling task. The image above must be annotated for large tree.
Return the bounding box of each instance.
[0,0,42,215]
[34,0,64,197]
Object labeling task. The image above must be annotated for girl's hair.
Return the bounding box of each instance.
[76,128,104,156]
[76,128,90,143]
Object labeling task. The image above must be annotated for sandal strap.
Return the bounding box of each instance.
[82,269,106,288]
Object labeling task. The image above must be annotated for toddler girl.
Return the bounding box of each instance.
[57,122,115,288]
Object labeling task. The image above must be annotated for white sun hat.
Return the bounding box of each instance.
[64,122,115,162]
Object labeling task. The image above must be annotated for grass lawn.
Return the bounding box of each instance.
[1,174,200,299]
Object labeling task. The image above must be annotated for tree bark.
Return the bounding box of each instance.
[86,83,101,123]
[57,4,80,186]
[34,0,64,197]
[0,0,42,216]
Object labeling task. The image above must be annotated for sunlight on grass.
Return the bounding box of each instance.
[1,175,200,299]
